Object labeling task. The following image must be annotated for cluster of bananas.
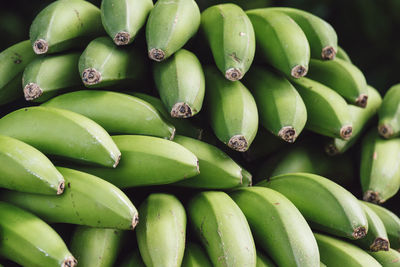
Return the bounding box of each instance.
[1,0,400,266]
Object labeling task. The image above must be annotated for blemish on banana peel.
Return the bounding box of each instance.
[225,68,243,81]
[229,52,242,63]
[132,214,139,229]
[278,126,296,143]
[352,226,367,239]
[373,152,378,160]
[363,190,381,204]
[24,83,43,101]
[171,102,193,118]
[33,39,48,54]
[114,32,130,46]
[73,8,83,27]
[370,237,389,252]
[82,68,102,85]
[149,48,165,62]
[12,52,22,64]
[291,65,308,78]
[355,94,368,108]
[62,256,77,267]
[239,32,246,36]
[228,135,248,152]
[321,46,336,60]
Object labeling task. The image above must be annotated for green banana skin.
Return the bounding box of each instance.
[205,66,258,152]
[69,135,199,188]
[326,85,382,155]
[181,242,213,267]
[201,3,255,81]
[307,58,369,107]
[101,0,153,45]
[290,77,353,140]
[378,83,400,138]
[246,9,310,78]
[119,251,146,267]
[29,0,104,55]
[244,67,307,143]
[256,251,276,267]
[266,7,337,60]
[315,233,382,267]
[154,49,205,118]
[369,249,400,266]
[0,201,77,267]
[137,193,186,267]
[336,46,352,63]
[0,135,65,195]
[172,135,243,189]
[0,106,121,168]
[70,226,123,267]
[258,173,368,240]
[360,129,400,203]
[79,36,144,88]
[320,262,327,267]
[231,187,320,267]
[241,168,253,187]
[0,40,37,105]
[0,167,139,230]
[146,0,201,61]
[42,90,175,140]
[23,52,82,102]
[188,191,256,267]
[364,202,400,250]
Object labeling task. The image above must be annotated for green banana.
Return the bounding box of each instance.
[244,67,307,143]
[201,3,255,81]
[119,251,146,267]
[258,173,368,240]
[0,135,64,195]
[181,242,212,267]
[79,36,144,88]
[137,193,186,267]
[69,135,199,188]
[205,66,258,152]
[0,40,37,105]
[290,77,353,139]
[336,46,352,63]
[23,52,82,102]
[101,0,153,45]
[70,226,123,267]
[153,49,205,118]
[146,0,201,61]
[188,191,256,267]
[230,187,320,266]
[360,129,400,203]
[0,201,77,267]
[320,262,327,267]
[307,58,368,107]
[0,167,138,230]
[315,233,382,267]
[29,0,104,54]
[378,83,400,138]
[369,249,400,266]
[42,90,175,140]
[256,252,276,267]
[241,168,253,187]
[0,106,121,168]
[246,9,310,78]
[325,85,382,155]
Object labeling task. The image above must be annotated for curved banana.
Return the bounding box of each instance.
[120,251,146,267]
[201,3,255,81]
[258,173,368,240]
[0,201,77,267]
[378,83,400,138]
[0,167,138,230]
[246,9,310,78]
[181,242,212,267]
[101,0,153,45]
[230,187,320,266]
[187,191,256,267]
[23,52,82,102]
[369,249,400,267]
[154,49,205,118]
[0,106,121,168]
[336,46,352,63]
[256,252,276,267]
[146,0,200,61]
[29,0,104,54]
[42,90,175,140]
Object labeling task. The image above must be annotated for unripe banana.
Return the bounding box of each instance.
[244,67,307,143]
[29,0,104,54]
[0,201,77,267]
[325,85,382,155]
[315,233,382,267]
[70,226,123,267]
[120,251,146,267]
[241,168,253,187]
[369,249,400,267]
[360,129,400,203]
[378,83,400,138]
[320,262,327,267]
[187,191,256,267]
[146,0,201,61]
[79,36,144,88]
[201,3,255,81]
[258,173,368,240]
[23,52,82,102]
[101,0,153,45]
[205,66,258,152]
[154,49,205,118]
[137,193,186,267]
[256,252,276,267]
[246,9,310,78]
[42,90,175,140]
[290,77,353,140]
[0,167,138,230]
[0,106,121,168]
[230,187,320,267]
[181,242,212,267]
[0,135,64,195]
[0,40,37,105]
[307,58,368,107]
[336,46,352,63]
[68,135,199,188]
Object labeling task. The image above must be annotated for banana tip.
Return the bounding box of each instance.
[149,48,165,62]
[225,68,243,81]
[278,126,297,143]
[325,143,339,156]
[228,135,248,152]
[57,181,65,195]
[170,128,176,140]
[171,102,193,118]
[340,125,352,140]
[33,39,48,54]
[363,190,382,204]
[352,226,367,239]
[114,32,131,46]
[355,94,368,108]
[322,46,337,60]
[62,256,77,267]
[370,237,390,252]
[24,83,43,101]
[291,65,308,78]
[113,154,121,168]
[82,68,102,85]
[378,124,393,139]
[132,213,139,229]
